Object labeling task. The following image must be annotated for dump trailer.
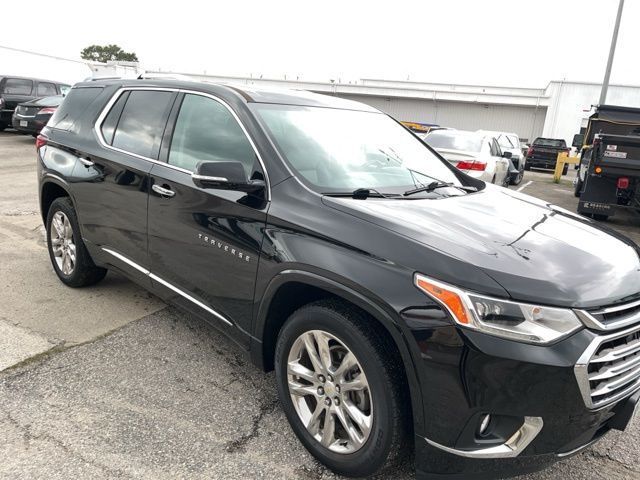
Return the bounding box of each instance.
[575,105,640,220]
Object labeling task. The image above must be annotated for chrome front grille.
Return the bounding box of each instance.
[576,323,640,409]
[575,298,640,331]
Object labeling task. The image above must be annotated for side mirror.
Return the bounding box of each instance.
[192,161,265,193]
[572,134,585,148]
[501,151,513,159]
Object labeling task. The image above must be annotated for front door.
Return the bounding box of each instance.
[148,93,268,344]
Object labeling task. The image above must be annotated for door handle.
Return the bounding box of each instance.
[152,184,176,198]
[79,157,94,167]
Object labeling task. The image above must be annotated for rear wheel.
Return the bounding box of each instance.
[46,197,107,287]
[574,176,584,197]
[510,169,524,186]
[275,300,408,477]
[0,123,6,132]
[592,214,609,222]
[562,164,569,176]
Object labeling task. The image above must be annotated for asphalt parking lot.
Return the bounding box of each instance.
[1,130,639,480]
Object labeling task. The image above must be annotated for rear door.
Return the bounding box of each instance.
[72,88,177,279]
[36,81,57,97]
[489,137,508,183]
[147,92,269,343]
[2,77,34,110]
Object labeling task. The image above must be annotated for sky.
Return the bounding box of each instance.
[2,0,638,88]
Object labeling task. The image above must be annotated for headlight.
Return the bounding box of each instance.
[414,274,582,344]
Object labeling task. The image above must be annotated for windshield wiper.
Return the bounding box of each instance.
[403,182,477,197]
[322,188,401,199]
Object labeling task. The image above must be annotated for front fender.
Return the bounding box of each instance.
[253,267,426,435]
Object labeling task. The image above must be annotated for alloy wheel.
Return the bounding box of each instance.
[286,330,373,454]
[50,211,76,275]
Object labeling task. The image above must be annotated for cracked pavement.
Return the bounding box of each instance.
[1,131,639,479]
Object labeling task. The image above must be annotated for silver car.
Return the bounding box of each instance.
[424,129,511,186]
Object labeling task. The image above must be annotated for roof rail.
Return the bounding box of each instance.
[137,72,193,81]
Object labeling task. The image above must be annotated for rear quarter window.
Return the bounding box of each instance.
[4,78,33,95]
[48,87,103,131]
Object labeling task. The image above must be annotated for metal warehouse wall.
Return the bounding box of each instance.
[333,93,547,143]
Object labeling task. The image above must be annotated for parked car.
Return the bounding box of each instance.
[525,137,570,174]
[477,130,526,185]
[423,129,511,186]
[37,79,640,479]
[0,76,69,131]
[12,95,63,135]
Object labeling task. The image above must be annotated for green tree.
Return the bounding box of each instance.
[80,44,139,63]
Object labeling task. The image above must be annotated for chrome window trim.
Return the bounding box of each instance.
[93,86,271,201]
[101,247,232,327]
[574,322,640,410]
[424,417,543,459]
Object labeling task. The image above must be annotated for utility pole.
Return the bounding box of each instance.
[599,0,625,105]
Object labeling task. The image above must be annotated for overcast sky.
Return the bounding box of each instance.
[3,0,638,87]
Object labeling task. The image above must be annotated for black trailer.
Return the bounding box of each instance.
[575,105,640,221]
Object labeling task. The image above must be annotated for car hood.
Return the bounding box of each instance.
[323,185,640,308]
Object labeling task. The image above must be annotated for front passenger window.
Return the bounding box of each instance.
[168,94,257,176]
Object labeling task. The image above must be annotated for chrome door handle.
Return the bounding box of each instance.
[79,157,94,167]
[152,184,176,198]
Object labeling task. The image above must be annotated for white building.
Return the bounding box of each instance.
[177,73,640,145]
[3,44,640,145]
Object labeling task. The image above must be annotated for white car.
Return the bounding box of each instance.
[424,129,511,186]
[476,130,525,185]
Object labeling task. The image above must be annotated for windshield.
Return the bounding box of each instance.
[533,138,566,148]
[252,104,461,193]
[424,130,483,153]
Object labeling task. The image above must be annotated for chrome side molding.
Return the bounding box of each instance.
[101,247,232,327]
[423,417,544,459]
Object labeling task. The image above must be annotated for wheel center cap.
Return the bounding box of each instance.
[324,381,337,397]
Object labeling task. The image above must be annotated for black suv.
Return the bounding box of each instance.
[37,79,640,479]
[0,76,70,131]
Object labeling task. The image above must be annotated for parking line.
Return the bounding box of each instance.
[517,180,533,192]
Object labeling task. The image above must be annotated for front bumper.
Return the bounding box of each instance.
[403,309,639,478]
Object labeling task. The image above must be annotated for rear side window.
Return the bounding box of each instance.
[4,78,33,95]
[59,85,71,95]
[110,90,174,159]
[48,87,103,131]
[37,82,57,96]
[168,93,256,175]
[100,91,129,145]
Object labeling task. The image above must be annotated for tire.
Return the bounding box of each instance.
[46,197,107,287]
[275,300,408,478]
[574,177,583,197]
[562,164,569,176]
[524,163,531,171]
[593,214,609,222]
[0,123,6,132]
[510,169,524,186]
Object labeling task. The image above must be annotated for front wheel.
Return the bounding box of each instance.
[46,197,107,287]
[275,301,408,477]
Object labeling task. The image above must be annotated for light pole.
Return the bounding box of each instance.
[599,0,625,105]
